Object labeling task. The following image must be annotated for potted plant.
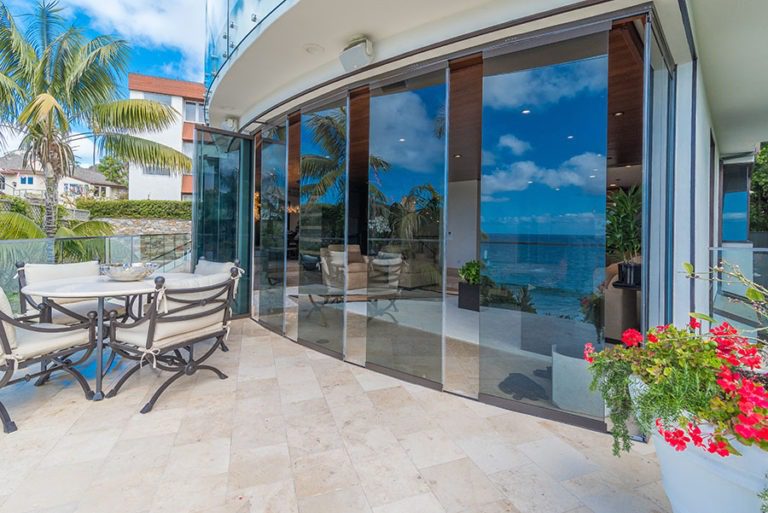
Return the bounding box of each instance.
[458,260,482,311]
[584,263,768,513]
[606,186,642,287]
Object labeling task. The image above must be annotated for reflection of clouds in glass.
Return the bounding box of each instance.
[481,149,497,166]
[482,152,605,196]
[481,195,509,203]
[370,91,444,173]
[722,212,747,220]
[484,58,607,110]
[498,134,531,156]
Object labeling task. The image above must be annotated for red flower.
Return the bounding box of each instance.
[621,329,643,347]
[583,343,595,364]
[687,423,703,447]
[647,333,658,343]
[706,438,730,457]
[689,317,701,330]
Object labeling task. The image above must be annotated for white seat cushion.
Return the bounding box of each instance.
[117,273,233,349]
[24,261,100,305]
[194,260,235,276]
[0,287,17,349]
[10,324,90,361]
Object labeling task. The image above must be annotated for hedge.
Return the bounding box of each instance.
[76,199,192,220]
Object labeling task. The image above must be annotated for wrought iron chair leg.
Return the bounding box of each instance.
[220,342,230,352]
[196,365,228,380]
[102,349,118,377]
[0,401,17,433]
[34,360,51,386]
[140,370,185,414]
[105,361,142,398]
[56,364,94,400]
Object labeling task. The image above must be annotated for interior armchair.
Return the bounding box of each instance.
[320,244,368,291]
[105,269,240,414]
[0,287,96,433]
[16,261,125,324]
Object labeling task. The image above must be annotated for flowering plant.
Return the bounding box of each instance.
[585,318,767,456]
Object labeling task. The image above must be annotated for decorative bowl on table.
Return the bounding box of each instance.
[101,263,159,282]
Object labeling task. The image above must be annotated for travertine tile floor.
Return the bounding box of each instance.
[0,320,671,513]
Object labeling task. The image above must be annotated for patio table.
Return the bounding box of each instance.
[22,272,194,400]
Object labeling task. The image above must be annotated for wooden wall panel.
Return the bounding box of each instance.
[348,87,370,253]
[287,111,301,197]
[608,22,644,168]
[449,54,483,183]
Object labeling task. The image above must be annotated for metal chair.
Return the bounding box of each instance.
[0,287,96,433]
[105,269,239,414]
[16,261,126,324]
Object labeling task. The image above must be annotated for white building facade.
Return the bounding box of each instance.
[127,74,204,201]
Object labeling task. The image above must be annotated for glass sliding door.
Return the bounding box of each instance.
[259,124,288,332]
[296,99,347,354]
[478,34,609,421]
[364,69,447,384]
[194,128,252,314]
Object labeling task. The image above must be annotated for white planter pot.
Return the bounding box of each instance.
[653,430,768,513]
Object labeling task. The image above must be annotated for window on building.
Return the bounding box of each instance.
[143,165,172,176]
[0,176,5,190]
[184,101,205,122]
[144,92,172,105]
[20,176,33,185]
[182,141,195,159]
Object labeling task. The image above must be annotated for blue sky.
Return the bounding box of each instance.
[4,0,205,164]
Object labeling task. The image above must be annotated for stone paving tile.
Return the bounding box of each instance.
[0,319,669,513]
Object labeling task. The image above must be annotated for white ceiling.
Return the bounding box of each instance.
[691,0,768,154]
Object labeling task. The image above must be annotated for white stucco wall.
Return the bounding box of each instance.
[446,180,479,270]
[127,90,184,200]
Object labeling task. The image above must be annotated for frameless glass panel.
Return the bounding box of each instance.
[479,34,609,420]
[259,124,287,332]
[297,100,347,354]
[365,70,446,384]
[722,165,750,242]
[194,129,253,314]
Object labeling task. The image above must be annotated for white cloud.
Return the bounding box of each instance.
[369,91,444,174]
[498,134,531,156]
[484,57,607,110]
[481,149,497,166]
[71,135,96,166]
[482,152,605,196]
[494,211,604,229]
[59,0,205,81]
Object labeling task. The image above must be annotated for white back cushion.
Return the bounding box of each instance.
[195,260,235,276]
[24,261,100,305]
[0,288,17,349]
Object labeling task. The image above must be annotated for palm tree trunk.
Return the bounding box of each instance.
[43,163,57,262]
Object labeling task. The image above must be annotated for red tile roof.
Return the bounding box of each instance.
[128,73,205,101]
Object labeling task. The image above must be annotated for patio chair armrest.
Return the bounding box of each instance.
[0,309,92,333]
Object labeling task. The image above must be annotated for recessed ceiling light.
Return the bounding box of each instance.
[453,154,461,158]
[303,43,325,55]
[625,165,632,168]
[589,175,596,178]
[609,183,618,187]
[527,180,533,184]
[398,138,406,142]
[521,109,531,115]
[567,135,574,140]
[555,188,560,191]
[614,112,624,117]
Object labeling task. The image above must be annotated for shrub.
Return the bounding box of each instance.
[458,260,482,285]
[76,199,192,220]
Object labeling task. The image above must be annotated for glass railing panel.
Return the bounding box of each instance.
[206,0,229,87]
[0,238,50,314]
[710,247,768,333]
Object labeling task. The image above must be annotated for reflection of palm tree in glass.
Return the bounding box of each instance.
[300,108,389,206]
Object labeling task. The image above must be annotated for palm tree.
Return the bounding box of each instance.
[0,1,189,247]
[300,107,389,206]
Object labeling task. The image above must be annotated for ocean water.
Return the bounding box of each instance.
[480,233,605,319]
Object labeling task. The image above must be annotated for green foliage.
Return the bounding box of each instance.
[0,1,190,236]
[96,155,127,185]
[75,198,191,220]
[751,144,768,232]
[458,260,482,285]
[606,186,642,263]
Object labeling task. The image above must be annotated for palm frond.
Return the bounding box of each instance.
[65,36,127,114]
[0,212,45,240]
[68,219,114,237]
[18,92,68,130]
[91,99,178,133]
[99,132,191,171]
[23,0,65,56]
